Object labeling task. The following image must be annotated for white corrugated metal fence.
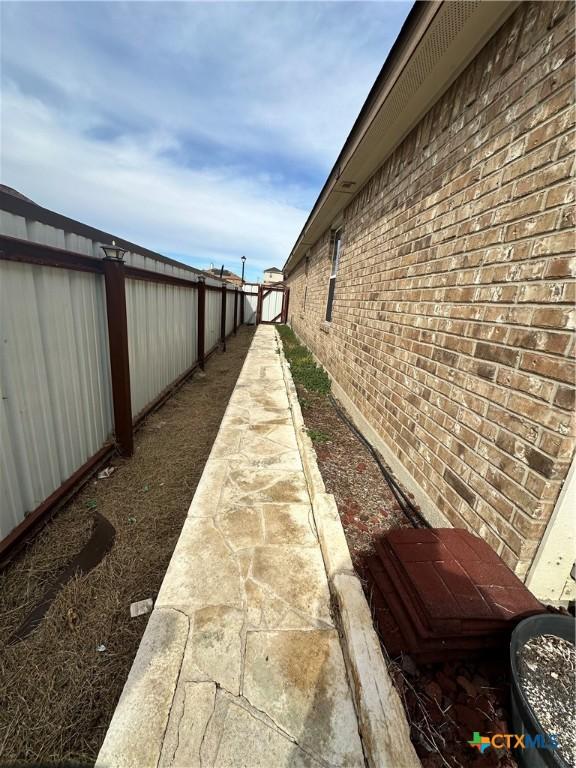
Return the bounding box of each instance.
[0,209,245,546]
[0,261,113,539]
[126,280,198,417]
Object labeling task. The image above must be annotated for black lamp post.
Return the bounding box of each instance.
[101,240,126,261]
[241,255,246,285]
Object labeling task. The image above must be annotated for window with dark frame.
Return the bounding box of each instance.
[325,229,341,322]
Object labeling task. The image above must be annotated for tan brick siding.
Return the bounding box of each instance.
[286,2,576,578]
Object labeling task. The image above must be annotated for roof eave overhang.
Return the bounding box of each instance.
[284,0,519,275]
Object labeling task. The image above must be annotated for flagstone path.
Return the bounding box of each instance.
[97,325,364,768]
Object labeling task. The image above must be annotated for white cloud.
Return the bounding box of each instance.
[0,1,411,277]
[2,83,307,274]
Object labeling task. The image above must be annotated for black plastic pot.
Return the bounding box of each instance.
[510,614,575,768]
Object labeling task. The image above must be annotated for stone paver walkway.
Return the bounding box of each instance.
[97,326,364,768]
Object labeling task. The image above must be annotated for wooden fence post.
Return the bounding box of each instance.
[220,284,227,351]
[233,288,238,335]
[240,287,245,325]
[282,287,290,324]
[256,284,263,325]
[197,278,206,369]
[102,257,133,457]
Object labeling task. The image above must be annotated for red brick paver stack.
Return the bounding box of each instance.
[365,528,544,663]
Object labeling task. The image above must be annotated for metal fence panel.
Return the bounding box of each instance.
[0,261,113,539]
[243,291,258,325]
[125,280,198,417]
[205,289,221,354]
[226,292,235,336]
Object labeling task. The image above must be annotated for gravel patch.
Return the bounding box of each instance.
[518,633,575,765]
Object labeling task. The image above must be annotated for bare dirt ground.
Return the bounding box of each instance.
[0,326,254,766]
[299,390,413,571]
[392,656,517,768]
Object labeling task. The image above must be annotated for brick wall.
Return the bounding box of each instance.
[286,2,575,578]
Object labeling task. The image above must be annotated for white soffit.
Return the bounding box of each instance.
[285,0,519,273]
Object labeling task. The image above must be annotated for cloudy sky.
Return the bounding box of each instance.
[1,1,411,281]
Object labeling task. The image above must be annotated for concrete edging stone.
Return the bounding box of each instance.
[276,328,421,768]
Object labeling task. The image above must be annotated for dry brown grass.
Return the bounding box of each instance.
[0,327,254,766]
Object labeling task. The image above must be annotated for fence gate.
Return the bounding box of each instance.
[256,285,289,324]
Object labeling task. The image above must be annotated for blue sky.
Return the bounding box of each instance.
[1,1,411,281]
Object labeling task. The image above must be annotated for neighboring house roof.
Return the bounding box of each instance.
[0,187,208,279]
[0,185,37,204]
[205,268,242,281]
[283,0,517,274]
[264,267,283,273]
